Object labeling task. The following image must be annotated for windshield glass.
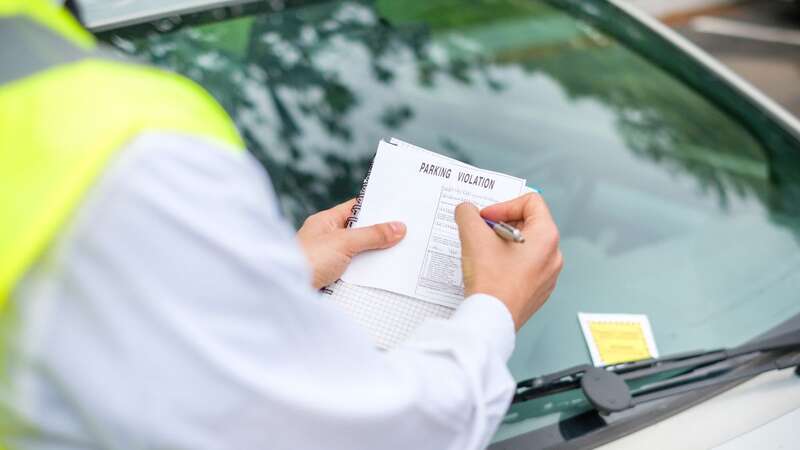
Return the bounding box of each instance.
[96,0,800,443]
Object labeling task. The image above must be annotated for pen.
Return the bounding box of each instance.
[484,219,525,243]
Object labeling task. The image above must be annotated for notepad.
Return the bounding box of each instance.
[323,280,454,349]
[324,138,528,349]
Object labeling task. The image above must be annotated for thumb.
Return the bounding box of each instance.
[342,221,406,255]
[455,202,494,250]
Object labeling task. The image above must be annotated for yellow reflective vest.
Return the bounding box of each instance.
[0,0,245,307]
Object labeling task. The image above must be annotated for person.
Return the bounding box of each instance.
[0,1,563,449]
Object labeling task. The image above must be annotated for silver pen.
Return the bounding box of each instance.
[484,219,525,243]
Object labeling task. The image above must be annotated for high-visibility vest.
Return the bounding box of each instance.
[0,0,245,308]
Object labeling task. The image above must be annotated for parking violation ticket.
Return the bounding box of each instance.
[578,313,659,367]
[342,138,527,308]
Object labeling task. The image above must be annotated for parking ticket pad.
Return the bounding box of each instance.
[578,313,659,366]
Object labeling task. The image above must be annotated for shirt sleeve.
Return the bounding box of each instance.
[10,132,517,450]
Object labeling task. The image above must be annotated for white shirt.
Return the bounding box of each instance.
[6,132,517,450]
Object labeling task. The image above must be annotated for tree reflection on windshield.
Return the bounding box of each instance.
[107,1,505,223]
[102,0,787,227]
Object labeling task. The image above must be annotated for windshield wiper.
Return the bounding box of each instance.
[513,328,800,415]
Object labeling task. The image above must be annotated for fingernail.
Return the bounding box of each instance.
[528,185,542,194]
[457,201,477,211]
[389,221,406,236]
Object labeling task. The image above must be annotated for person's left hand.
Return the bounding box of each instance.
[297,198,406,289]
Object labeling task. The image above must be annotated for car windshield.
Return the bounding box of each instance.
[94,0,800,444]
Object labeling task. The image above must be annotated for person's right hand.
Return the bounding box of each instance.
[455,193,563,331]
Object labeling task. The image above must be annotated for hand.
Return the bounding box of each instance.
[455,193,563,331]
[297,198,407,289]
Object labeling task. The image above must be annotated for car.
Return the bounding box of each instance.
[77,0,800,448]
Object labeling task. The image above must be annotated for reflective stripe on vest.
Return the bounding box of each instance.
[0,0,93,49]
[0,17,87,84]
[0,1,245,306]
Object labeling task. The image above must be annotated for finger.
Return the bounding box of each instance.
[481,193,553,232]
[342,221,406,255]
[479,193,538,223]
[503,219,524,230]
[327,198,358,227]
[454,202,495,250]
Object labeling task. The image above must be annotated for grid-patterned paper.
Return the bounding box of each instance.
[325,280,455,349]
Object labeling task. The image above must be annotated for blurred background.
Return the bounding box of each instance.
[628,0,800,117]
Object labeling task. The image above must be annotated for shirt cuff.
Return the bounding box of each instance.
[450,294,516,362]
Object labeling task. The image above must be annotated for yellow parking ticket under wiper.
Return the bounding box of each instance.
[578,313,659,366]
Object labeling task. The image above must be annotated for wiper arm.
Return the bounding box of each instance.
[513,328,800,415]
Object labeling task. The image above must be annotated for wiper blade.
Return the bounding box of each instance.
[513,328,800,414]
